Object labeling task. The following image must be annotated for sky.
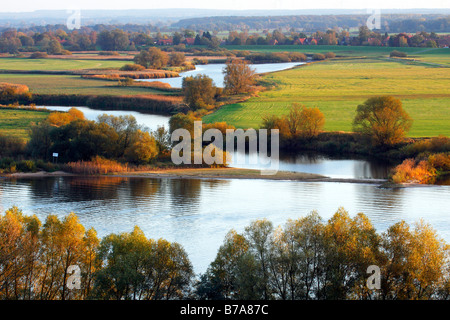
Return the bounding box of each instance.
[1,0,449,12]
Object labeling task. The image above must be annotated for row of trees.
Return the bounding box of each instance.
[198,208,450,300]
[173,14,450,34]
[261,96,412,147]
[2,207,449,300]
[134,47,187,69]
[1,24,447,53]
[0,207,193,300]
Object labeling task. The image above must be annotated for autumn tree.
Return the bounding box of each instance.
[47,39,63,54]
[47,107,85,127]
[169,52,186,67]
[134,47,169,69]
[196,230,250,299]
[92,226,194,300]
[153,126,171,154]
[223,59,256,94]
[169,113,199,135]
[380,220,450,300]
[182,74,217,111]
[97,29,129,51]
[124,129,158,163]
[0,207,41,299]
[353,96,413,146]
[261,104,325,141]
[286,103,325,139]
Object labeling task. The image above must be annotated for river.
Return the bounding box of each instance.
[1,175,449,274]
[137,62,303,88]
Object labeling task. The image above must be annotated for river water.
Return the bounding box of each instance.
[1,175,449,274]
[137,62,303,88]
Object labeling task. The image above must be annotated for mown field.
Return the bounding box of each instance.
[226,45,449,58]
[0,73,173,95]
[0,57,129,70]
[204,53,450,137]
[0,56,181,96]
[0,108,50,139]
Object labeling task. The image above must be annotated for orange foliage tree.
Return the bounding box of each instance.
[353,96,412,146]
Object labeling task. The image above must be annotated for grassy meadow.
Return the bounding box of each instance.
[0,56,180,96]
[0,108,50,139]
[204,49,450,137]
[0,73,173,95]
[0,57,129,70]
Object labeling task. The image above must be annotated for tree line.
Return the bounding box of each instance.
[0,207,193,300]
[1,206,450,300]
[172,14,450,33]
[1,23,448,53]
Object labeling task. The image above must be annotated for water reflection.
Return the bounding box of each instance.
[229,151,392,179]
[138,62,303,88]
[1,175,449,274]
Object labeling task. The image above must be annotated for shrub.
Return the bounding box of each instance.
[312,53,326,61]
[0,82,29,95]
[16,160,37,172]
[117,78,134,86]
[391,159,435,184]
[427,153,450,172]
[119,64,146,71]
[391,153,449,184]
[288,52,307,62]
[65,156,128,175]
[29,52,48,59]
[99,51,120,56]
[401,136,450,157]
[390,50,407,58]
[325,52,336,58]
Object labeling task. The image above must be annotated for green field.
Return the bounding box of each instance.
[204,56,450,137]
[226,45,449,58]
[0,108,50,139]
[0,57,179,96]
[0,58,129,70]
[0,73,172,96]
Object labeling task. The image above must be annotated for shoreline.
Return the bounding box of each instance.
[1,168,444,188]
[0,168,389,185]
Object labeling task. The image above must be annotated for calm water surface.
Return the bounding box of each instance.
[1,176,449,274]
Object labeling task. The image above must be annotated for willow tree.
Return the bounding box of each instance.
[353,96,412,146]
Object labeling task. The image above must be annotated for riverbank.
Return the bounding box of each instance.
[1,167,388,185]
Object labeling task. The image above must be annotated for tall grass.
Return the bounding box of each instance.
[65,156,128,175]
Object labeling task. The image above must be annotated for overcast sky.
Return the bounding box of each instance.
[1,0,449,12]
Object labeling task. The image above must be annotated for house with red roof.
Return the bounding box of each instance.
[184,38,195,46]
[157,39,173,46]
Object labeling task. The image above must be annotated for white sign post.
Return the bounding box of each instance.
[53,153,59,164]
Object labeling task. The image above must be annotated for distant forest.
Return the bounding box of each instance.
[173,14,450,33]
